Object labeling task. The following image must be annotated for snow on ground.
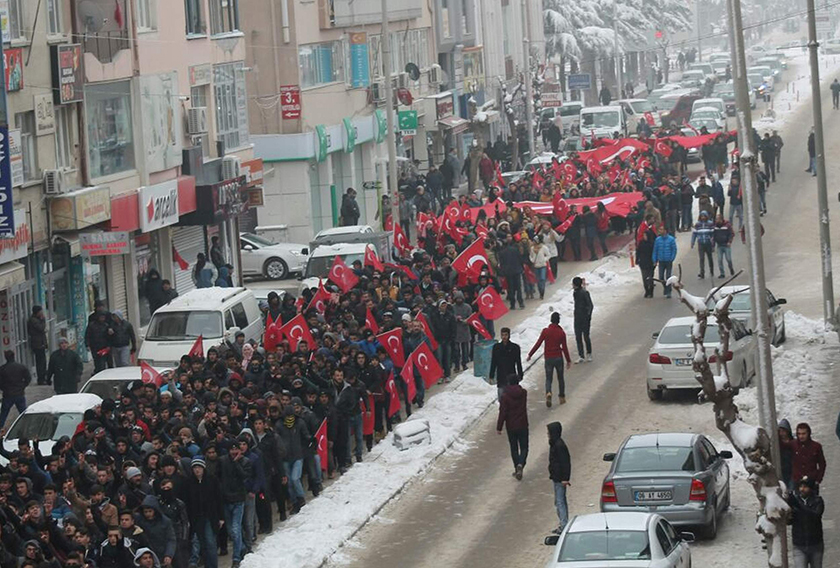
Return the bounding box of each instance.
[242,256,638,568]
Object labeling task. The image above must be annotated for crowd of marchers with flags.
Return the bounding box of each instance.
[0,120,759,568]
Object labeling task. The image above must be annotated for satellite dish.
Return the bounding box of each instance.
[405,63,421,82]
[77,0,107,32]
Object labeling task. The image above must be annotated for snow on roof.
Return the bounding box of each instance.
[25,393,102,414]
[315,225,373,238]
[309,242,371,257]
[625,432,696,448]
[155,287,249,311]
[568,512,653,533]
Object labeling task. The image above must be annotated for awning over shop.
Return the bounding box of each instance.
[438,115,469,135]
[0,262,25,290]
[53,230,101,257]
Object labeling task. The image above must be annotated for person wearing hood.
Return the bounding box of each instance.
[134,546,162,568]
[27,305,48,386]
[155,477,189,568]
[277,405,311,514]
[144,269,166,315]
[786,477,824,568]
[778,419,794,493]
[547,422,572,534]
[214,265,231,288]
[109,310,136,367]
[134,495,176,566]
[218,441,251,567]
[99,526,137,568]
[496,374,529,480]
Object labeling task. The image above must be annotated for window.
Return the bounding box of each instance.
[559,531,651,562]
[299,41,345,88]
[46,0,63,35]
[190,85,210,156]
[369,29,431,79]
[655,523,675,555]
[440,0,452,39]
[136,0,157,31]
[616,446,697,473]
[231,303,248,328]
[209,0,240,35]
[55,106,75,170]
[15,112,38,182]
[213,63,249,151]
[147,311,224,340]
[8,0,26,41]
[84,81,136,179]
[7,412,83,441]
[185,0,206,34]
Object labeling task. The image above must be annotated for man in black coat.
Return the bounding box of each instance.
[498,236,525,310]
[0,350,31,428]
[572,277,593,363]
[85,310,113,373]
[548,421,572,534]
[488,327,523,401]
[27,306,48,385]
[430,300,456,381]
[47,337,84,395]
[787,477,824,567]
[340,188,360,226]
[219,443,252,567]
[186,457,223,568]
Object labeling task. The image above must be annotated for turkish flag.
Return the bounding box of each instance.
[172,246,189,271]
[279,314,316,351]
[364,246,385,272]
[475,223,489,239]
[523,264,537,284]
[412,342,444,388]
[328,256,359,293]
[306,280,331,314]
[547,262,556,284]
[452,238,490,277]
[414,312,439,351]
[561,161,577,184]
[532,168,545,189]
[188,335,204,359]
[264,321,280,352]
[394,223,411,256]
[460,205,471,224]
[361,395,375,436]
[654,139,673,157]
[477,286,509,320]
[365,307,380,334]
[557,213,577,234]
[140,362,164,387]
[416,212,434,236]
[384,214,393,231]
[384,371,401,418]
[315,419,328,471]
[607,163,622,184]
[586,157,602,175]
[466,313,492,340]
[644,111,655,125]
[495,162,505,187]
[400,353,417,401]
[376,328,405,367]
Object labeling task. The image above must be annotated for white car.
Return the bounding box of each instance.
[706,285,787,346]
[680,128,702,163]
[679,70,706,89]
[691,98,726,117]
[689,107,726,131]
[748,66,775,91]
[240,233,309,280]
[647,316,757,400]
[2,393,102,464]
[80,366,173,400]
[543,512,693,567]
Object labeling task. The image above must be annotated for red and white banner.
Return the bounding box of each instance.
[514,192,643,219]
[451,238,490,277]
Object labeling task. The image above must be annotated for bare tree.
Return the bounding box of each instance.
[499,77,524,169]
[664,267,790,568]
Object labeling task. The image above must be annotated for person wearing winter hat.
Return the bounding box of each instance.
[277,405,311,514]
[691,209,715,279]
[186,455,223,568]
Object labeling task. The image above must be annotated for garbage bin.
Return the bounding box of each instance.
[472,339,497,381]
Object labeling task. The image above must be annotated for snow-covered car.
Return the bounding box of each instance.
[679,129,702,163]
[646,316,756,399]
[600,433,732,539]
[705,285,787,346]
[313,225,375,242]
[679,70,706,89]
[542,512,694,567]
[618,98,661,132]
[527,152,564,169]
[80,366,172,400]
[501,171,527,186]
[689,107,726,132]
[691,98,726,116]
[1,393,102,465]
[239,233,309,280]
[580,105,628,138]
[748,66,775,91]
[689,62,717,82]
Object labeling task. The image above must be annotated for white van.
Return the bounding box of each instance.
[617,98,660,132]
[298,242,373,294]
[579,105,627,138]
[138,287,263,367]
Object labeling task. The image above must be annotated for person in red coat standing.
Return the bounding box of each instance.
[782,422,827,491]
[497,374,529,480]
[527,312,572,408]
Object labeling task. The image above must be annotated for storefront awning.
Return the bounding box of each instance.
[53,230,102,257]
[0,262,25,290]
[438,116,469,134]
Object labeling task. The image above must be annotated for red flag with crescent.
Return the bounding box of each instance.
[364,246,385,272]
[654,139,673,157]
[561,161,577,184]
[394,223,411,256]
[400,352,417,401]
[279,314,316,351]
[414,312,439,351]
[477,286,509,320]
[532,168,545,189]
[451,238,490,277]
[188,335,204,359]
[376,328,405,367]
[412,342,444,389]
[361,395,375,436]
[475,223,489,239]
[495,161,506,187]
[140,362,164,387]
[465,313,492,340]
[306,280,330,314]
[385,371,401,417]
[644,111,655,125]
[547,262,556,284]
[315,419,328,471]
[328,255,359,293]
[365,307,380,334]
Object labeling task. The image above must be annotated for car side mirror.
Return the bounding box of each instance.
[679,532,696,543]
[652,332,660,339]
[242,244,254,251]
[544,535,560,546]
[776,298,787,305]
[719,450,733,459]
[603,452,616,462]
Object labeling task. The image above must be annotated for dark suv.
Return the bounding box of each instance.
[659,93,703,128]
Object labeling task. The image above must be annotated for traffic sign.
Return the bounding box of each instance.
[398,110,418,135]
[567,74,592,91]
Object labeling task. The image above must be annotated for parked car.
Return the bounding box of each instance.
[679,70,706,89]
[689,62,717,81]
[647,85,684,111]
[299,242,375,293]
[646,316,756,399]
[755,57,783,79]
[600,432,732,539]
[691,98,726,116]
[80,366,172,400]
[705,285,787,346]
[748,66,775,91]
[542,512,694,567]
[239,232,308,280]
[1,394,102,465]
[558,101,584,135]
[688,107,726,132]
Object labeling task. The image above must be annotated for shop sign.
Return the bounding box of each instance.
[50,186,112,232]
[542,82,562,108]
[34,94,56,135]
[435,93,454,120]
[3,47,23,92]
[139,180,179,233]
[189,63,212,87]
[343,118,356,153]
[0,127,15,237]
[247,187,264,207]
[398,110,418,135]
[0,208,29,265]
[242,158,264,187]
[0,290,11,351]
[314,125,328,163]
[8,129,22,188]
[80,231,130,256]
[567,73,591,91]
[51,44,84,105]
[350,32,370,88]
[281,85,301,120]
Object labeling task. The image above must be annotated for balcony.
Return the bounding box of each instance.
[74,0,130,64]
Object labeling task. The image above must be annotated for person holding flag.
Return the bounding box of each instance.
[450,291,473,373]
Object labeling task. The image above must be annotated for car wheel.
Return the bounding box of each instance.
[264,258,289,280]
[702,503,718,539]
[646,385,663,401]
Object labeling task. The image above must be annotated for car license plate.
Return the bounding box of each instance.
[634,490,673,502]
[675,358,693,366]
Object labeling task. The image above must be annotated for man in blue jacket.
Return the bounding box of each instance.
[691,210,716,279]
[652,226,677,298]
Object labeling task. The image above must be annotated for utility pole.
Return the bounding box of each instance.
[381,0,400,228]
[522,0,536,158]
[613,3,623,97]
[806,0,837,328]
[726,0,787,563]
[696,0,702,61]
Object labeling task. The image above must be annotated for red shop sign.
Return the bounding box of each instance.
[281,85,301,120]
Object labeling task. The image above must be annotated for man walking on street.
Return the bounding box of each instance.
[787,477,824,568]
[652,226,677,298]
[219,442,252,568]
[831,78,840,109]
[488,327,523,401]
[27,306,48,385]
[497,374,529,480]
[0,350,31,427]
[47,337,83,395]
[806,127,816,175]
[527,312,572,407]
[771,130,784,173]
[499,236,525,310]
[547,422,571,534]
[110,310,136,367]
[691,210,715,279]
[572,277,593,363]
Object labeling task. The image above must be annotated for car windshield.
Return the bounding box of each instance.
[81,379,133,400]
[558,530,651,561]
[629,100,654,113]
[692,110,719,120]
[683,71,704,79]
[616,446,697,472]
[146,311,223,340]
[241,233,276,247]
[657,324,721,344]
[560,105,581,117]
[581,112,619,129]
[690,119,719,131]
[707,292,752,312]
[304,253,365,278]
[7,412,82,441]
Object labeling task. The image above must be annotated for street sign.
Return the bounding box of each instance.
[815,14,831,32]
[568,74,592,91]
[398,110,418,135]
[542,82,562,108]
[280,85,301,120]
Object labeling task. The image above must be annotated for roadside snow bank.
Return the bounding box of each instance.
[242,257,637,568]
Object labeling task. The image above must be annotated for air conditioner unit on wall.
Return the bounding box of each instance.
[187,107,208,135]
[398,72,410,89]
[44,169,65,195]
[429,64,442,85]
[222,156,242,180]
[371,79,386,104]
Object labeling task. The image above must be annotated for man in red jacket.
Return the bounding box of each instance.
[497,374,529,480]
[782,422,827,490]
[527,312,572,407]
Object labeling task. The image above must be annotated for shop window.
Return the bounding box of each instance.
[213,63,249,151]
[209,0,239,35]
[86,257,108,310]
[369,29,430,79]
[84,81,136,179]
[299,41,346,88]
[14,112,39,182]
[55,106,75,170]
[185,0,206,35]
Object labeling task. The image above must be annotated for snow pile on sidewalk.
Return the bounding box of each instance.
[736,312,839,426]
[242,258,638,568]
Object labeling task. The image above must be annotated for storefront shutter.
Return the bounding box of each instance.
[111,255,128,316]
[172,226,205,295]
